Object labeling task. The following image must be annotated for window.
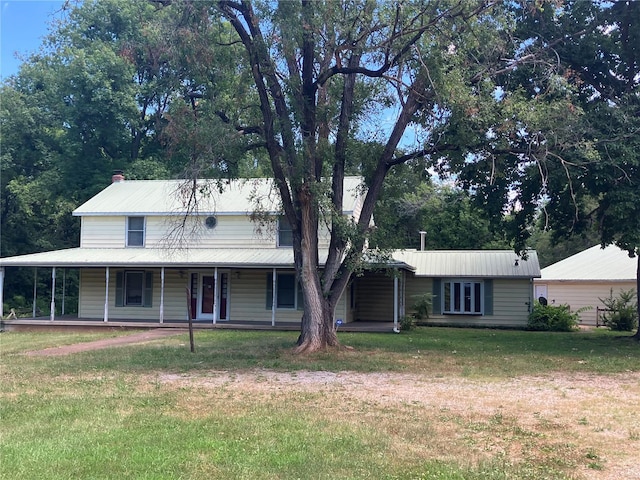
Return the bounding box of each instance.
[127,216,145,247]
[443,280,483,314]
[266,272,303,309]
[278,216,293,247]
[116,270,153,307]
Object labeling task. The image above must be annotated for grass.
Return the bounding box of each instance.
[1,326,639,479]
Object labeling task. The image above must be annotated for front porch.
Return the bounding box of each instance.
[1,316,396,333]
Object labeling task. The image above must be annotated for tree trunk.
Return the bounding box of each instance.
[294,186,340,353]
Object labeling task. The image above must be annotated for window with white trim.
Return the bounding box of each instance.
[277,216,293,247]
[127,216,145,247]
[443,280,483,314]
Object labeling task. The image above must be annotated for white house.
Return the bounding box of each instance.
[0,175,541,329]
[534,245,637,325]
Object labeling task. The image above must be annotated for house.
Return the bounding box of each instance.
[0,175,541,329]
[534,245,637,326]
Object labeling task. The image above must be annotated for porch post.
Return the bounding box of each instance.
[61,269,66,316]
[271,268,276,327]
[159,267,165,324]
[50,267,56,321]
[213,267,218,325]
[32,267,37,318]
[104,267,110,322]
[393,270,399,333]
[0,267,4,319]
[400,270,406,318]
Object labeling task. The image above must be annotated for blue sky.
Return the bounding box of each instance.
[1,0,65,79]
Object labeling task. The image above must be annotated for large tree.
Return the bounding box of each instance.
[158,0,568,352]
[452,1,640,332]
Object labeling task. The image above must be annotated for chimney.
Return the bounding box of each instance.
[112,170,125,183]
[419,231,427,251]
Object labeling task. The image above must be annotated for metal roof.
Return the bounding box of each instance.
[391,250,540,278]
[0,248,303,268]
[73,177,364,217]
[540,245,637,281]
[0,247,539,278]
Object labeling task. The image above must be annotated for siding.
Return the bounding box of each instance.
[540,281,636,325]
[79,267,344,324]
[355,272,395,321]
[80,214,332,249]
[402,276,533,328]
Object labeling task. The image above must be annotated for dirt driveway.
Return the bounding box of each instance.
[25,328,187,356]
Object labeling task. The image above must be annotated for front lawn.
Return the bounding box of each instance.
[2,327,639,479]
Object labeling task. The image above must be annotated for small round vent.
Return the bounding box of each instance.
[205,216,217,229]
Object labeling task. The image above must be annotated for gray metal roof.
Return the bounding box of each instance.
[73,177,364,217]
[0,248,304,268]
[392,250,540,278]
[1,247,540,278]
[540,245,637,281]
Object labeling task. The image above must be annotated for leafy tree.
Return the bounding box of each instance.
[158,0,567,352]
[450,1,640,335]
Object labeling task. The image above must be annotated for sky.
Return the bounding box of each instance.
[1,0,66,80]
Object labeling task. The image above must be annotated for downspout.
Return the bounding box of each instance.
[104,267,109,322]
[50,267,56,321]
[393,271,400,333]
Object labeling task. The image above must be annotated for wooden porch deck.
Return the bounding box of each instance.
[1,316,397,333]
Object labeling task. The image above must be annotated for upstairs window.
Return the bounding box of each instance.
[278,216,293,247]
[127,216,145,247]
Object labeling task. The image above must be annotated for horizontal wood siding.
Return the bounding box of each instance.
[403,276,532,328]
[540,281,636,325]
[81,217,125,247]
[355,272,394,321]
[80,214,332,250]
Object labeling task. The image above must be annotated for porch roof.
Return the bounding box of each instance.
[0,247,302,268]
[0,247,412,271]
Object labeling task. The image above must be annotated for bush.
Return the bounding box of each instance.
[528,302,580,332]
[399,315,417,331]
[599,289,638,332]
[410,293,433,322]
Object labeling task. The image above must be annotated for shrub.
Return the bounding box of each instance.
[599,289,638,332]
[410,293,433,322]
[399,315,417,331]
[528,302,580,332]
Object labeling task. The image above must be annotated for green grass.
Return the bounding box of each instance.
[1,327,639,479]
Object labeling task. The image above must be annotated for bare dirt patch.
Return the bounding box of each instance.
[24,328,186,356]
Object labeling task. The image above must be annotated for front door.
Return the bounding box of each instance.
[194,272,228,320]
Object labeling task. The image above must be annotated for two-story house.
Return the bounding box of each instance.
[0,174,541,329]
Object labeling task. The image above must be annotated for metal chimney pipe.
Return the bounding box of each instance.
[419,231,427,251]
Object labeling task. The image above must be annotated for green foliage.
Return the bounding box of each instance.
[411,293,433,321]
[527,302,580,332]
[399,315,417,331]
[599,289,638,332]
